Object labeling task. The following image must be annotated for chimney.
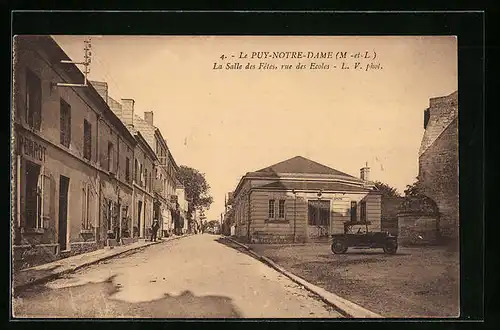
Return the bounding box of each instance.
[91,81,108,104]
[144,111,154,126]
[360,162,370,181]
[121,99,135,127]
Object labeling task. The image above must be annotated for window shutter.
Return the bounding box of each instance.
[42,174,51,228]
[82,184,87,229]
[88,184,93,229]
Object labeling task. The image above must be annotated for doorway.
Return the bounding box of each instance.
[58,175,70,251]
[307,199,331,237]
[136,200,142,238]
[24,161,41,229]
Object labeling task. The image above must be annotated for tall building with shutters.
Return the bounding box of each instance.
[12,36,137,268]
[231,156,382,243]
[91,81,182,240]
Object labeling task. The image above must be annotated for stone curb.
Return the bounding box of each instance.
[225,236,383,319]
[13,234,191,293]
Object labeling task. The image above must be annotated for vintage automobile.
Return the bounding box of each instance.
[330,221,398,254]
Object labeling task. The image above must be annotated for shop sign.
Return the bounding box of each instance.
[18,134,46,162]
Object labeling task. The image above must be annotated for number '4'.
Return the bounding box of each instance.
[220,55,226,60]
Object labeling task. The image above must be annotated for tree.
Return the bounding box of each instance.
[177,165,214,219]
[403,180,425,197]
[374,181,401,198]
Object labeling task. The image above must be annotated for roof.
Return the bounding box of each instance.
[419,91,458,156]
[258,181,373,193]
[254,156,358,179]
[19,36,136,146]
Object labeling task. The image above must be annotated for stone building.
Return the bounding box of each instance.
[231,156,382,243]
[12,36,136,267]
[91,81,183,239]
[417,90,459,242]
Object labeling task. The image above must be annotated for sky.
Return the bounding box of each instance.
[52,35,457,221]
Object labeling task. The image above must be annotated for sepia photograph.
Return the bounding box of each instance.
[11,34,460,319]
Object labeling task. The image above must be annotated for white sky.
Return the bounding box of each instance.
[52,35,457,221]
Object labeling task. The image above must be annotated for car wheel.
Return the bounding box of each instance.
[331,240,348,254]
[383,241,398,254]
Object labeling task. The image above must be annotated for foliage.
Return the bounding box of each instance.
[400,180,439,214]
[177,165,214,217]
[374,181,401,198]
[403,180,425,197]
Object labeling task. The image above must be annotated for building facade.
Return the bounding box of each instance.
[417,91,459,242]
[231,156,382,243]
[12,36,136,268]
[91,81,183,239]
[175,186,189,234]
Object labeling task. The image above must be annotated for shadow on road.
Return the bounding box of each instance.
[13,265,62,294]
[13,274,242,318]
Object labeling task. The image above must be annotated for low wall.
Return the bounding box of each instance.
[13,244,59,271]
[61,241,101,258]
[249,232,306,244]
[398,213,440,246]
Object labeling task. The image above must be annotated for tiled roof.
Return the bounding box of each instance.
[258,180,372,192]
[255,156,358,179]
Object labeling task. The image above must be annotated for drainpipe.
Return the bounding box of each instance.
[96,114,101,244]
[117,136,121,244]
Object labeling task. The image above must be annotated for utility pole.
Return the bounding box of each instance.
[57,37,92,88]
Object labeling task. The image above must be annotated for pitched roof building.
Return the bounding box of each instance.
[232,156,381,243]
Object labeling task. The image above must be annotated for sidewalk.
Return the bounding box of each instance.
[13,235,190,293]
[224,236,382,318]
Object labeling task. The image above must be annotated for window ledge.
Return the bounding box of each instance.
[265,219,289,224]
[80,229,94,234]
[21,228,45,235]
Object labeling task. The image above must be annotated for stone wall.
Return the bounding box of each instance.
[13,244,59,270]
[398,213,440,246]
[419,119,459,241]
[249,232,304,244]
[381,197,403,235]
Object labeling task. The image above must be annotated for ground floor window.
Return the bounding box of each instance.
[360,200,367,222]
[81,182,95,230]
[278,199,286,219]
[350,201,357,222]
[268,199,275,219]
[120,205,130,238]
[308,200,330,226]
[23,160,51,229]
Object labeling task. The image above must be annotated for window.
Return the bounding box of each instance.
[60,99,71,147]
[350,201,357,222]
[139,163,143,186]
[125,157,130,182]
[82,183,94,230]
[107,142,114,172]
[308,200,330,226]
[41,174,51,228]
[135,159,138,183]
[360,201,367,222]
[25,69,42,130]
[83,120,92,160]
[268,199,275,219]
[278,200,285,219]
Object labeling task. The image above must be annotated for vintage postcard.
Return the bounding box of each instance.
[11,35,459,319]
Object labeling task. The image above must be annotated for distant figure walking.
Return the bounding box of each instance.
[151,219,160,242]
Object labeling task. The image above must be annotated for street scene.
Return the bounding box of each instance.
[13,235,341,318]
[11,35,459,319]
